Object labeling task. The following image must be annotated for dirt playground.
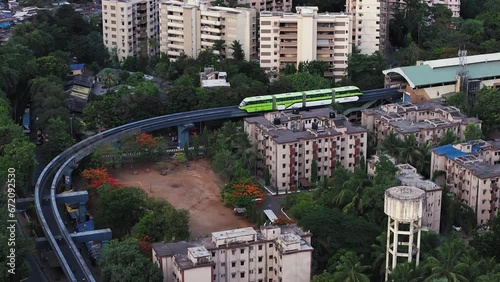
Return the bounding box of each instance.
[112,159,253,238]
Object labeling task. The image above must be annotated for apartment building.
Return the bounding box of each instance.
[244,108,367,192]
[345,0,388,54]
[152,225,313,282]
[390,0,460,17]
[362,102,482,147]
[431,139,500,224]
[102,0,159,61]
[222,0,292,12]
[159,0,257,61]
[367,155,442,233]
[259,6,352,80]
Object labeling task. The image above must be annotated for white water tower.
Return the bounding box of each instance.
[384,186,425,280]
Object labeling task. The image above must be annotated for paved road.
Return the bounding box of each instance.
[258,193,287,218]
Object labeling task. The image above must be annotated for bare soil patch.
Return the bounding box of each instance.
[111,159,253,237]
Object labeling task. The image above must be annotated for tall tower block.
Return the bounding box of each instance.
[384,186,425,280]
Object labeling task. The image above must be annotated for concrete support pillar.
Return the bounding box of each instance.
[177,123,194,148]
[78,202,87,223]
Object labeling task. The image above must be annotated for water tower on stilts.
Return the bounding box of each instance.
[384,186,425,280]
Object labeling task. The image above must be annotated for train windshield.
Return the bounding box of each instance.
[239,100,246,107]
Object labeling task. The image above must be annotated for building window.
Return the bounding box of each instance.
[258,256,263,262]
[232,250,236,255]
[269,255,273,259]
[258,268,263,274]
[240,249,245,254]
[241,272,245,278]
[250,270,254,274]
[232,273,236,278]
[241,260,245,266]
[212,252,215,257]
[269,243,273,248]
[221,262,225,267]
[250,258,254,262]
[258,245,263,250]
[232,261,236,267]
[269,267,273,271]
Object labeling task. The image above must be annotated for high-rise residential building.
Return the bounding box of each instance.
[152,225,313,282]
[259,7,352,80]
[102,0,160,61]
[362,102,482,147]
[159,0,257,61]
[431,140,500,225]
[390,0,460,17]
[345,0,388,54]
[367,155,442,233]
[244,108,367,192]
[221,0,292,12]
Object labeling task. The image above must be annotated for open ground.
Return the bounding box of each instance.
[111,159,253,238]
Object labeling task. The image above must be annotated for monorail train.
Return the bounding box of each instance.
[238,86,362,113]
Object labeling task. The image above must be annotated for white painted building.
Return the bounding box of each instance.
[159,0,257,61]
[259,7,352,80]
[345,0,388,54]
[152,225,313,282]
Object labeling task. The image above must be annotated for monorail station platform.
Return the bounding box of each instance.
[383,52,500,103]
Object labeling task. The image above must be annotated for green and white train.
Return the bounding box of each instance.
[238,86,362,113]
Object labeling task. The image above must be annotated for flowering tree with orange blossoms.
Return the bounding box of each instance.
[81,168,120,189]
[135,133,157,148]
[222,181,265,208]
[137,235,152,256]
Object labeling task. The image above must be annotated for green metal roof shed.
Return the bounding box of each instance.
[383,52,500,88]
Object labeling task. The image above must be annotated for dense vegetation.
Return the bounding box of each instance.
[277,156,500,281]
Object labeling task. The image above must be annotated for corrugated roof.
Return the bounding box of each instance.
[432,144,467,159]
[383,52,500,88]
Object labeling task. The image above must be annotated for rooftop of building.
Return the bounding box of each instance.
[396,164,441,191]
[70,63,85,71]
[245,108,365,144]
[260,6,349,18]
[212,227,257,241]
[461,161,500,179]
[433,144,469,159]
[382,52,500,88]
[153,224,311,258]
[364,101,480,126]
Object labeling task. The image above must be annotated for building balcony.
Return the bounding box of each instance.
[167,29,184,35]
[200,19,221,26]
[317,26,335,32]
[278,26,297,32]
[167,50,181,57]
[279,33,297,39]
[279,48,297,55]
[168,42,184,50]
[169,36,184,43]
[201,26,221,33]
[201,33,222,41]
[168,14,183,21]
[167,21,184,28]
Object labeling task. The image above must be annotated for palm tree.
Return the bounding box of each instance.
[389,262,425,282]
[424,239,469,282]
[333,252,371,282]
[379,131,401,158]
[370,232,387,280]
[438,129,459,146]
[213,39,226,59]
[415,142,432,177]
[397,134,421,165]
[230,40,245,60]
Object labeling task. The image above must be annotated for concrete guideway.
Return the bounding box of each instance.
[34,88,402,282]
